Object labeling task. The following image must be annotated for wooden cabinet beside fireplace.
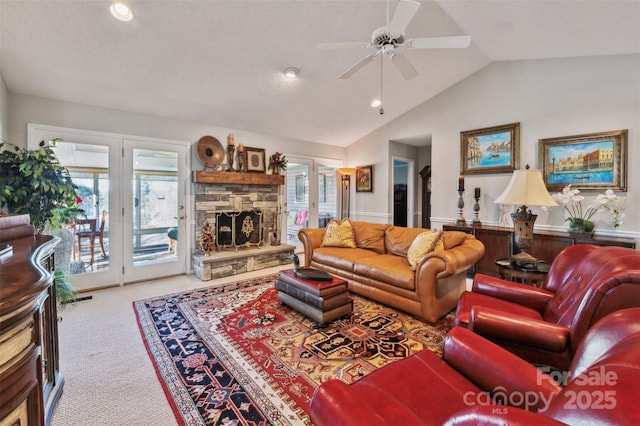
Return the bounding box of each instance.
[443,224,636,277]
[0,235,63,426]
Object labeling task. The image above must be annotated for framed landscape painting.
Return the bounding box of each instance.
[460,122,520,175]
[539,129,627,192]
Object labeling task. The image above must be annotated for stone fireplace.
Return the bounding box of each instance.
[192,171,294,280]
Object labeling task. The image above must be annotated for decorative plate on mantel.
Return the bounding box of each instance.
[196,135,225,168]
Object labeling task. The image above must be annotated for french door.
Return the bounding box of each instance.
[122,139,188,283]
[284,157,340,248]
[28,124,188,290]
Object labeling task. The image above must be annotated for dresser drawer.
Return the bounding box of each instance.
[0,316,36,374]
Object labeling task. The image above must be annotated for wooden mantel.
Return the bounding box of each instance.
[192,170,285,185]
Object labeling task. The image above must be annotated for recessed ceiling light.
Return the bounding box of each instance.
[371,99,381,107]
[283,67,299,79]
[110,2,133,22]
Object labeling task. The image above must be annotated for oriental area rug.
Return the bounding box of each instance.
[133,274,454,426]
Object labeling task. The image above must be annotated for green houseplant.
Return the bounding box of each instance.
[0,138,82,233]
[0,138,81,305]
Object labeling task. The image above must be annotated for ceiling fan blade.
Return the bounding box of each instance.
[405,35,471,49]
[391,53,418,80]
[388,0,420,36]
[318,41,370,50]
[338,53,376,79]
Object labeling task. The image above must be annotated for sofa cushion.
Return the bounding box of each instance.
[442,230,470,250]
[351,221,389,254]
[407,231,444,270]
[313,247,378,271]
[321,219,356,248]
[385,226,429,257]
[354,255,415,290]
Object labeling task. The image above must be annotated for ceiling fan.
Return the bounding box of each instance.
[318,0,471,81]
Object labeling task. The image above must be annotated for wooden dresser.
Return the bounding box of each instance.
[0,235,63,426]
[443,224,636,277]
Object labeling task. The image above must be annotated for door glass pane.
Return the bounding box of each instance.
[132,149,179,267]
[286,163,310,245]
[318,166,338,228]
[52,142,110,275]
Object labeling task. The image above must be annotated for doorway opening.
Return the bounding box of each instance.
[392,158,414,227]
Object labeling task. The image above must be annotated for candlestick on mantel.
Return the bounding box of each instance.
[228,133,235,145]
[458,176,465,192]
[474,187,480,198]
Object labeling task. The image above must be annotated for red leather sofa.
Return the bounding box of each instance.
[453,245,640,370]
[309,308,640,426]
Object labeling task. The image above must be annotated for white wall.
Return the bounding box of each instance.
[0,72,8,143]
[345,131,389,222]
[348,54,639,241]
[7,93,346,167]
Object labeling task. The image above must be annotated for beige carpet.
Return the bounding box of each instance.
[51,264,293,426]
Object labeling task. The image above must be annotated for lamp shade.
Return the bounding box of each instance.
[495,168,558,207]
[338,167,356,176]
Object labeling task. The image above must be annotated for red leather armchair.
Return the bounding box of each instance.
[453,245,640,370]
[309,308,640,426]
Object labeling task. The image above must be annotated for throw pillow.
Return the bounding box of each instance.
[407,230,444,270]
[321,219,356,248]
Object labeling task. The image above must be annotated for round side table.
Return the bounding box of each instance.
[495,258,550,287]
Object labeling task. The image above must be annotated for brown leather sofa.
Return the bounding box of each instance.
[298,221,485,322]
[454,244,640,370]
[310,307,640,426]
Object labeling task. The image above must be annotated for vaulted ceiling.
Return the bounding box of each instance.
[1,1,638,147]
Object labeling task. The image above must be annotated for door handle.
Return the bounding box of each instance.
[173,215,186,220]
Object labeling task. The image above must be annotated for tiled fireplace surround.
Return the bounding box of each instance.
[192,179,294,280]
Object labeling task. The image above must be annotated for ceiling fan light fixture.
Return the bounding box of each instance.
[110,2,133,21]
[283,67,299,79]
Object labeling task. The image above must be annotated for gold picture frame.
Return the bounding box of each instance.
[355,165,373,192]
[539,129,627,192]
[460,122,520,175]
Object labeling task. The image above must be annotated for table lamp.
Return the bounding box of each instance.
[495,165,557,263]
[338,168,356,218]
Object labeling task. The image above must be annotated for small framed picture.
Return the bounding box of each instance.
[539,129,627,191]
[245,147,266,173]
[460,122,520,175]
[356,165,373,192]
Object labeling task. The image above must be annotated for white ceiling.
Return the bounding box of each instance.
[1,1,639,147]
